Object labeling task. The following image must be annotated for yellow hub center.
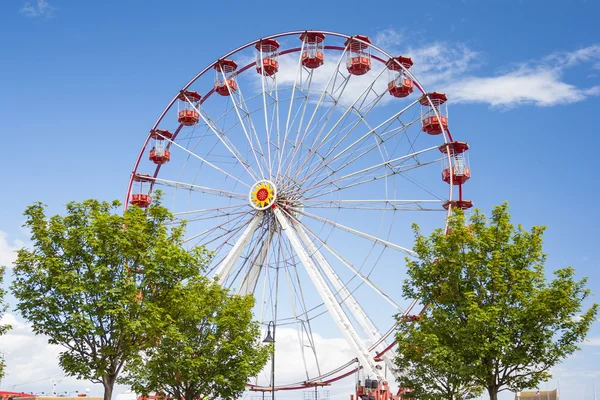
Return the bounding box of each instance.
[249,180,277,210]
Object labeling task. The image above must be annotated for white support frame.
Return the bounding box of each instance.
[273,207,383,380]
[292,218,398,378]
[297,209,417,257]
[238,228,275,295]
[214,212,263,286]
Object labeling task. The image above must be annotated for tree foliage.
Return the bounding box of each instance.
[395,203,598,400]
[10,197,210,400]
[0,266,12,380]
[123,276,269,400]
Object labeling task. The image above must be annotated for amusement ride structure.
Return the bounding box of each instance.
[125,30,472,399]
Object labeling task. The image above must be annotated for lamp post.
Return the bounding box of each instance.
[263,321,275,400]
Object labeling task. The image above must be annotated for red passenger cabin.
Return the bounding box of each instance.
[386,56,414,98]
[420,92,448,135]
[345,35,371,76]
[149,129,172,165]
[300,32,325,69]
[256,39,280,76]
[443,199,474,210]
[439,141,471,185]
[214,59,238,96]
[130,174,153,208]
[177,90,201,126]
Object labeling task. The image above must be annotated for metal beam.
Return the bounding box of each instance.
[273,207,382,380]
[292,219,397,378]
[238,228,275,295]
[214,212,263,286]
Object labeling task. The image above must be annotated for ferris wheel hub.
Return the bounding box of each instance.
[249,180,277,210]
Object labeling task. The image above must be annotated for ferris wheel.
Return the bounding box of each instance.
[126,30,472,393]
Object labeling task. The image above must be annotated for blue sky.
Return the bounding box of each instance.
[1,0,599,398]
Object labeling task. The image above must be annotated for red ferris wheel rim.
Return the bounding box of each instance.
[125,30,469,391]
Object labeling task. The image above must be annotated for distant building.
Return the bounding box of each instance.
[515,389,559,400]
[115,391,137,400]
[0,392,35,400]
[4,396,101,400]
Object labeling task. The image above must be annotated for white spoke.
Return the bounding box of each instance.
[321,145,438,184]
[291,216,397,378]
[172,203,246,216]
[218,68,266,179]
[281,44,350,181]
[227,221,270,290]
[150,176,248,200]
[293,65,388,186]
[302,199,445,211]
[258,47,274,179]
[277,39,306,178]
[271,73,282,180]
[182,211,251,244]
[297,99,421,188]
[296,209,417,257]
[206,214,261,254]
[304,164,446,203]
[332,102,420,163]
[172,209,250,225]
[238,228,274,295]
[300,219,403,312]
[273,206,382,380]
[282,258,313,381]
[214,212,263,285]
[280,231,323,377]
[180,94,260,182]
[152,129,251,189]
[307,115,423,188]
[368,300,423,353]
[301,160,442,202]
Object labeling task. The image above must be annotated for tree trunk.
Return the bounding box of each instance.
[103,374,116,400]
[184,385,199,400]
[488,386,499,400]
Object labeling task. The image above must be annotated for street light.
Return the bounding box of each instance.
[263,321,275,400]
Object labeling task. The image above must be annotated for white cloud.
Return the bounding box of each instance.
[278,39,480,108]
[583,336,600,346]
[407,43,482,87]
[0,314,359,399]
[256,327,357,383]
[249,327,365,400]
[1,226,357,397]
[20,0,56,18]
[373,28,405,51]
[584,85,600,96]
[551,365,600,379]
[546,44,600,68]
[441,46,600,108]
[241,51,393,111]
[0,313,125,396]
[368,29,482,87]
[289,54,391,106]
[0,231,25,268]
[443,68,589,108]
[365,29,600,108]
[241,31,599,110]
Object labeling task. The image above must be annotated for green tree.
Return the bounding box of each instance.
[10,197,210,400]
[396,203,598,400]
[123,276,270,400]
[0,266,12,380]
